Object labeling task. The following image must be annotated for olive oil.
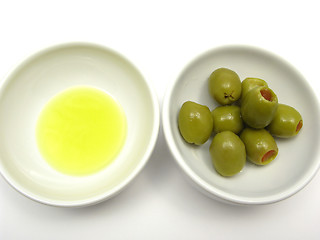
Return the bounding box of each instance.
[36,86,127,176]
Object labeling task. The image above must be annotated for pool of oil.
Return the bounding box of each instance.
[36,86,127,176]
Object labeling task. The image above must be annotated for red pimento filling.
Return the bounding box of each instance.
[296,120,303,132]
[260,89,272,101]
[262,150,276,163]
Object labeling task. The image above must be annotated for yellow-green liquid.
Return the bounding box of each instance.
[36,86,127,176]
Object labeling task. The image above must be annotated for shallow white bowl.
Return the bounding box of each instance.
[0,43,159,207]
[163,45,320,205]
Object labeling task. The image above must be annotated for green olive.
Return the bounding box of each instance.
[240,128,278,165]
[211,105,243,134]
[208,68,241,105]
[178,101,213,145]
[267,104,303,138]
[209,131,246,177]
[241,86,278,129]
[241,77,268,101]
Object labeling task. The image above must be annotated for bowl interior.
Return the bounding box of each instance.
[0,43,158,206]
[164,45,320,204]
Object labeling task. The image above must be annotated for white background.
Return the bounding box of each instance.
[1,1,320,239]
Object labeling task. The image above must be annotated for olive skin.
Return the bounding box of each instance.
[267,104,303,138]
[240,128,278,165]
[178,101,213,145]
[211,105,243,134]
[209,131,246,177]
[241,86,278,129]
[208,68,242,105]
[241,77,268,101]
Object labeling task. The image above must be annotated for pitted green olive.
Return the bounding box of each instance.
[178,101,213,145]
[209,131,246,177]
[211,105,243,134]
[208,68,241,105]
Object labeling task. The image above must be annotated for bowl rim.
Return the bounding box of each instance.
[162,44,320,205]
[0,41,160,207]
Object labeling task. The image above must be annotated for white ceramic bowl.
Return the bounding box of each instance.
[0,43,159,207]
[163,45,320,205]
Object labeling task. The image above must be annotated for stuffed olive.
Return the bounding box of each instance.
[267,104,303,138]
[241,77,268,101]
[240,128,278,165]
[241,86,278,129]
